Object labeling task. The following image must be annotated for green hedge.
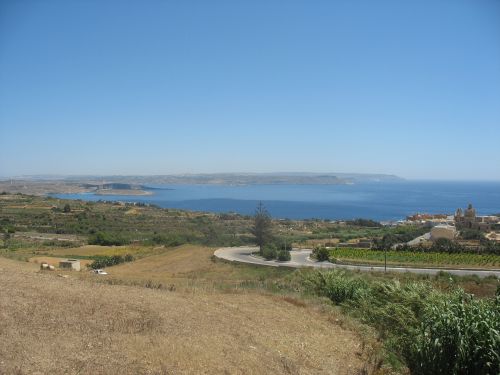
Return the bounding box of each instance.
[90,254,134,269]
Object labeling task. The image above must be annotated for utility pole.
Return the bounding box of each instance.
[384,248,387,273]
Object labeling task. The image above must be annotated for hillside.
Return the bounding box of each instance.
[0,257,372,375]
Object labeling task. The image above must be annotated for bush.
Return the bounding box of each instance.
[312,246,330,261]
[277,250,291,261]
[406,291,500,375]
[90,254,135,269]
[460,229,484,240]
[347,218,382,227]
[273,240,292,251]
[304,270,368,305]
[89,231,129,246]
[300,271,500,374]
[150,233,187,247]
[262,245,277,260]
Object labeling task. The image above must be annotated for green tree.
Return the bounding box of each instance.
[312,246,330,261]
[63,204,71,213]
[251,202,273,254]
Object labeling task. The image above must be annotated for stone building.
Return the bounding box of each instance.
[454,203,493,232]
[59,259,81,271]
[430,224,457,241]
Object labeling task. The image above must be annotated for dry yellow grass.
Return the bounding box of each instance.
[98,245,290,289]
[108,245,216,276]
[0,256,374,375]
[125,208,140,215]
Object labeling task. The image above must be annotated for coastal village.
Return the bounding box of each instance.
[401,203,500,247]
[319,203,500,250]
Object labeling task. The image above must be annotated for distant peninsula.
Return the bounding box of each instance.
[0,173,404,196]
[65,172,404,186]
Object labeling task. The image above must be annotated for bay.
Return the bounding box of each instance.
[52,181,500,221]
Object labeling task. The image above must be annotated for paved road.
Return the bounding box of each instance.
[214,247,500,278]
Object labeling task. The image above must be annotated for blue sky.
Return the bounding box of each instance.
[1,0,499,180]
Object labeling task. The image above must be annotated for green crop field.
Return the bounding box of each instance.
[329,247,500,269]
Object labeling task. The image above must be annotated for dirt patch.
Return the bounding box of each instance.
[0,256,373,374]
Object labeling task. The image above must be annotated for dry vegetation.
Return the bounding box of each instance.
[0,257,376,375]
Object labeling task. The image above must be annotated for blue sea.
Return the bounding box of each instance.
[52,181,500,221]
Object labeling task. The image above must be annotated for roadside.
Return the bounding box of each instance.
[214,247,500,278]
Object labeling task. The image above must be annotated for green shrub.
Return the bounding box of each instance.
[262,245,277,260]
[304,270,368,305]
[299,271,500,373]
[150,233,187,246]
[89,231,129,246]
[273,240,292,251]
[312,246,330,261]
[460,229,484,240]
[90,254,135,269]
[277,250,291,261]
[406,291,500,375]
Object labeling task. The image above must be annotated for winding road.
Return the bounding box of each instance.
[214,247,500,278]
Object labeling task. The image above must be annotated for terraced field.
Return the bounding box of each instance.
[329,248,500,269]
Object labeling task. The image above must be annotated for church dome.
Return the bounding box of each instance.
[464,203,476,218]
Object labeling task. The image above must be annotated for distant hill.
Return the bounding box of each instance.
[3,173,404,188]
[62,172,404,185]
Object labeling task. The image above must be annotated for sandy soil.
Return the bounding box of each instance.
[0,257,373,375]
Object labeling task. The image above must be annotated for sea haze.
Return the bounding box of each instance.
[52,181,500,221]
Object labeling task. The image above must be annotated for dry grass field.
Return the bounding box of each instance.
[0,256,376,375]
[82,245,295,291]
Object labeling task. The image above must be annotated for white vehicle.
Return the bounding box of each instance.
[92,269,108,275]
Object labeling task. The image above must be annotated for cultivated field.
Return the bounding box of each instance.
[329,248,500,269]
[0,257,375,375]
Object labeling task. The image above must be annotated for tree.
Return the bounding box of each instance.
[63,204,71,213]
[312,246,330,261]
[251,202,273,254]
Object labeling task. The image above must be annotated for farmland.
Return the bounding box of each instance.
[329,248,500,269]
[0,193,428,251]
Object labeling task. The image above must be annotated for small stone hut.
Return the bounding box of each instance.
[59,259,81,271]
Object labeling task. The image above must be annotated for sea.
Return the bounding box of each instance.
[51,181,500,221]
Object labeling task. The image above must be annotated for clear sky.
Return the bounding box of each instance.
[1,0,499,180]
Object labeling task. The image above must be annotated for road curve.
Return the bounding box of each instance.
[214,247,500,278]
